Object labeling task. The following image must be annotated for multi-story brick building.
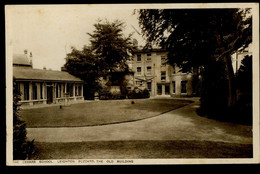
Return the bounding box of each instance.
[131,48,193,97]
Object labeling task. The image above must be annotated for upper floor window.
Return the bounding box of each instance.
[147,53,151,61]
[161,71,166,81]
[161,56,166,66]
[137,54,141,62]
[147,66,152,75]
[137,67,142,75]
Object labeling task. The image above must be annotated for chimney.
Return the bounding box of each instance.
[27,51,33,67]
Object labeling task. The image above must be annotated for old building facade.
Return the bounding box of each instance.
[131,48,193,97]
[13,50,84,106]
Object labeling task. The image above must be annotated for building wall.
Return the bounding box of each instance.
[132,50,193,97]
[17,81,84,106]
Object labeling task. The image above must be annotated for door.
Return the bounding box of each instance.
[47,86,53,104]
[157,85,162,95]
[165,85,170,95]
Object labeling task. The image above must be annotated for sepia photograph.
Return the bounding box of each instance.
[5,3,259,165]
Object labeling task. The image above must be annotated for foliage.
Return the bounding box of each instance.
[236,55,252,93]
[64,46,101,100]
[88,19,134,73]
[65,20,134,99]
[127,88,150,99]
[13,81,35,160]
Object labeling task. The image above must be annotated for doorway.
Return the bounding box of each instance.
[165,85,170,95]
[47,86,53,104]
[157,85,162,95]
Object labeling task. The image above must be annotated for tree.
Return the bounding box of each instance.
[64,46,101,99]
[13,81,35,159]
[88,19,134,73]
[137,9,252,115]
[64,20,134,99]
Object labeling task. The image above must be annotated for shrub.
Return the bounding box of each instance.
[127,88,150,99]
[13,81,36,160]
[99,87,112,100]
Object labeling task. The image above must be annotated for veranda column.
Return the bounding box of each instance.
[73,83,76,101]
[29,81,33,106]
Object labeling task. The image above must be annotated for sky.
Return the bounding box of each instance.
[6,4,256,71]
[7,5,146,70]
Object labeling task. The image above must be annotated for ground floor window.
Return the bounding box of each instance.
[56,83,61,98]
[147,82,152,92]
[40,83,43,99]
[24,82,29,100]
[136,81,143,86]
[78,85,82,96]
[67,83,74,97]
[32,82,37,100]
[181,80,187,93]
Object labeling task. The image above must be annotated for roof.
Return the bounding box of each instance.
[13,54,31,66]
[13,66,83,82]
[134,47,167,54]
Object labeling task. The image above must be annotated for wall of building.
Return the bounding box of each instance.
[17,81,84,106]
[132,50,193,97]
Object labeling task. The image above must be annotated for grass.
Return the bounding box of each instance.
[20,99,193,128]
[32,140,253,159]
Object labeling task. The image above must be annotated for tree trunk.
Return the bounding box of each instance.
[216,33,236,109]
[223,55,236,108]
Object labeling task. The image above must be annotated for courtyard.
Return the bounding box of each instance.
[21,98,253,159]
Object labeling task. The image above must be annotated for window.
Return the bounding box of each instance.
[24,82,29,100]
[147,53,151,61]
[161,56,166,66]
[172,81,176,93]
[161,71,166,81]
[56,84,61,98]
[136,81,143,86]
[40,83,43,99]
[137,54,141,61]
[75,85,78,96]
[32,82,37,100]
[147,66,152,75]
[78,85,82,96]
[137,67,142,75]
[181,81,187,93]
[147,82,152,92]
[67,83,73,97]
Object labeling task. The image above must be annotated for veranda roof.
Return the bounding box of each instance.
[13,66,83,82]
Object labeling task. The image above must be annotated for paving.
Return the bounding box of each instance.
[26,97,252,144]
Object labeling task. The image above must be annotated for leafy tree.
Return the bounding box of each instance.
[13,81,35,159]
[88,19,134,73]
[137,9,252,115]
[65,20,134,99]
[64,46,101,99]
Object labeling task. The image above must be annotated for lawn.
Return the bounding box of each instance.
[32,140,253,159]
[20,99,193,128]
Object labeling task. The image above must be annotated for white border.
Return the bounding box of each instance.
[6,3,260,165]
